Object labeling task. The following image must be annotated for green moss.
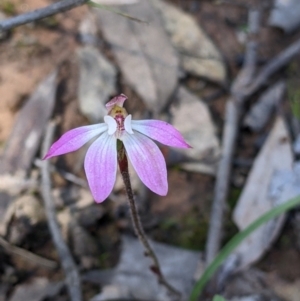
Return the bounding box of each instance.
[154,189,241,251]
[155,209,209,251]
[222,219,239,245]
[288,85,300,120]
[279,235,291,248]
[287,63,300,120]
[0,2,16,15]
[221,187,240,244]
[38,16,59,28]
[160,217,178,230]
[239,24,249,33]
[228,187,242,210]
[98,252,110,268]
[176,216,209,250]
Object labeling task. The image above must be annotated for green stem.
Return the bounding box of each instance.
[189,195,300,301]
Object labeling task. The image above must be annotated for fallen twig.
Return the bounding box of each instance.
[245,37,300,97]
[0,236,57,269]
[0,0,89,32]
[205,8,261,265]
[35,159,88,188]
[41,121,82,301]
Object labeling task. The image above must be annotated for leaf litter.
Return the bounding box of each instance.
[1,0,300,300]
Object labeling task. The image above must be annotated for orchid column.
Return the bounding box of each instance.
[44,94,190,297]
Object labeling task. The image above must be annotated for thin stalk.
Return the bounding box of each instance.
[118,143,181,298]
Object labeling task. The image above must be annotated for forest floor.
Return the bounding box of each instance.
[1,0,300,301]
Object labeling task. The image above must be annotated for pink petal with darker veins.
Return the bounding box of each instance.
[122,132,168,195]
[84,133,117,203]
[43,124,107,159]
[131,120,191,148]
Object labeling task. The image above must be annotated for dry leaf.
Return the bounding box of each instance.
[243,81,285,132]
[95,0,179,113]
[0,71,57,175]
[84,235,202,301]
[233,116,293,269]
[152,0,226,83]
[9,278,63,301]
[0,195,45,244]
[269,0,300,33]
[267,274,300,301]
[77,46,117,123]
[221,268,281,301]
[170,86,220,174]
[0,173,37,196]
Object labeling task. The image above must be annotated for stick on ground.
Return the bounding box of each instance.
[245,37,300,97]
[205,9,261,266]
[0,0,89,32]
[41,121,82,301]
[0,236,57,269]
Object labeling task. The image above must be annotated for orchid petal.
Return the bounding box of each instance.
[104,116,117,135]
[84,133,117,203]
[105,94,127,112]
[122,132,167,195]
[124,115,133,134]
[43,124,107,159]
[131,120,191,148]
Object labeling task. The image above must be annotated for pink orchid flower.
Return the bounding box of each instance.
[44,94,190,203]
